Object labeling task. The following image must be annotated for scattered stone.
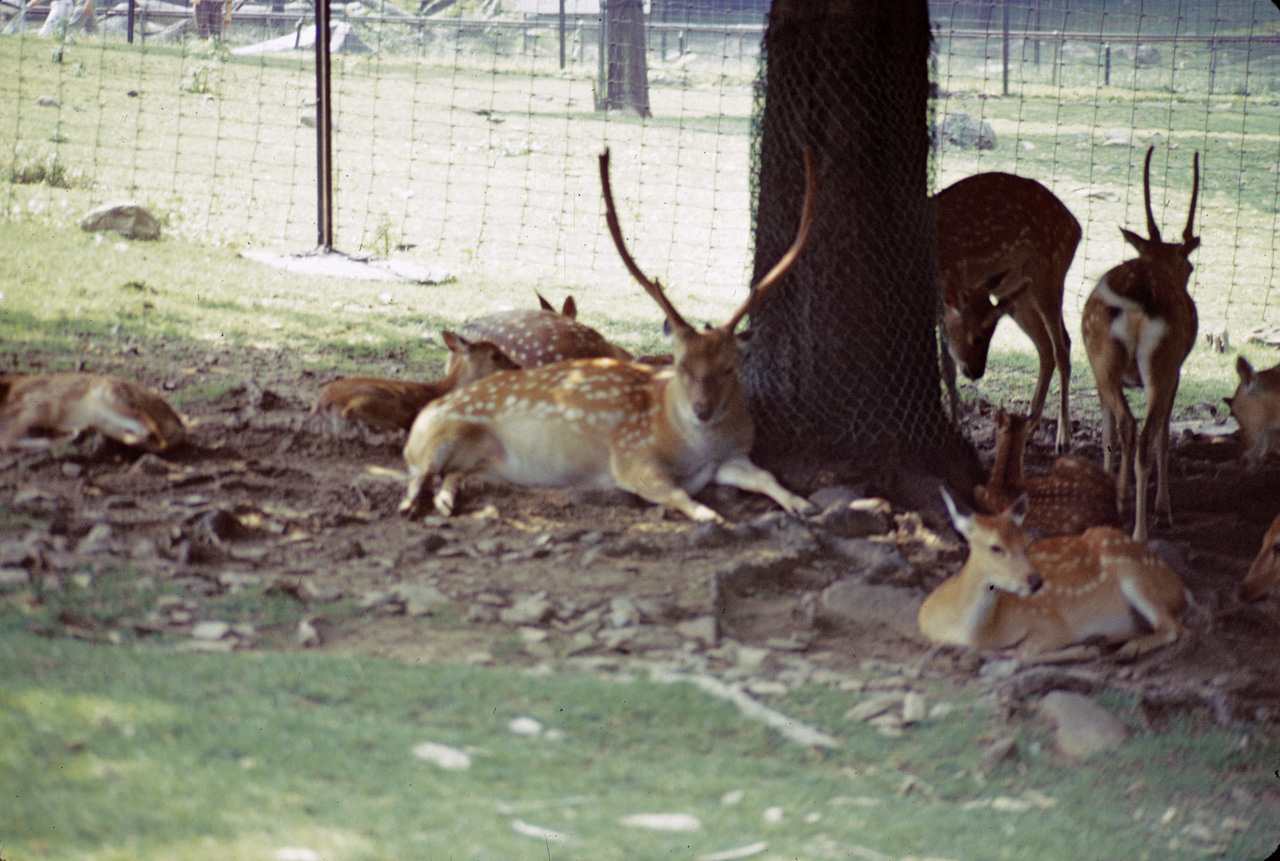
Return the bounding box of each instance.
[609,595,641,628]
[675,615,717,648]
[393,582,450,617]
[191,620,231,641]
[296,616,321,647]
[814,497,893,538]
[1101,128,1136,147]
[511,818,570,842]
[37,94,59,107]
[936,112,996,150]
[0,567,31,590]
[80,201,161,240]
[698,841,768,861]
[620,812,701,831]
[76,522,113,555]
[720,789,745,806]
[689,520,735,549]
[979,735,1019,769]
[274,847,320,861]
[902,691,927,725]
[1039,690,1127,759]
[747,680,788,697]
[500,592,554,625]
[508,716,543,736]
[412,740,471,770]
[762,805,784,824]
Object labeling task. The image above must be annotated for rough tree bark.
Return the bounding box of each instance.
[597,0,651,117]
[741,0,981,507]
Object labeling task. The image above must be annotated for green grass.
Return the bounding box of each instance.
[0,631,1276,861]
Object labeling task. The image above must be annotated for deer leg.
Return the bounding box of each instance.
[1139,374,1181,534]
[1050,319,1073,455]
[615,462,724,523]
[714,455,814,516]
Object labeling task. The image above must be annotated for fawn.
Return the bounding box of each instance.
[0,372,185,453]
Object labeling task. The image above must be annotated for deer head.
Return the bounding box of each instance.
[1119,146,1200,282]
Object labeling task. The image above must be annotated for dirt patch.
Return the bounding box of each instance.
[4,345,1280,725]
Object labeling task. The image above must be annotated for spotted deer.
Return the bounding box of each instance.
[398,148,818,523]
[1240,511,1280,602]
[1081,146,1200,541]
[0,372,186,452]
[936,172,1081,452]
[457,300,632,366]
[1224,356,1280,468]
[919,488,1188,661]
[974,408,1121,536]
[314,332,520,433]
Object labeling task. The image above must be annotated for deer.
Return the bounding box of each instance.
[398,148,818,523]
[0,372,185,453]
[936,172,1081,453]
[456,300,632,366]
[974,408,1121,536]
[1224,356,1280,469]
[918,488,1189,661]
[1240,511,1280,603]
[1081,146,1200,542]
[314,332,520,433]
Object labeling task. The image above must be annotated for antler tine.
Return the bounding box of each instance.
[1183,150,1200,245]
[1142,146,1161,243]
[724,148,819,332]
[598,149,693,334]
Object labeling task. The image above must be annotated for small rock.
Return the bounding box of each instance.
[412,741,471,770]
[675,615,717,648]
[191,620,231,641]
[902,691,927,725]
[0,567,31,590]
[979,735,1019,769]
[274,849,320,861]
[37,94,59,107]
[620,812,701,831]
[845,693,903,723]
[508,716,543,736]
[76,522,113,555]
[296,617,321,647]
[761,806,783,824]
[500,593,554,625]
[720,789,745,805]
[393,582,450,617]
[609,596,641,628]
[746,680,788,696]
[689,521,735,549]
[1039,690,1126,759]
[80,201,161,240]
[814,498,893,538]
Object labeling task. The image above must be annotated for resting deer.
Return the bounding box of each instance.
[919,488,1188,661]
[1240,511,1280,602]
[936,172,1081,452]
[1224,356,1280,468]
[399,148,818,523]
[0,372,185,453]
[974,408,1121,535]
[314,332,519,433]
[1081,146,1200,541]
[458,300,632,366]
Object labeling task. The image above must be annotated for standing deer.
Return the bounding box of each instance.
[1224,356,1280,468]
[1081,147,1200,542]
[314,332,520,433]
[0,372,186,453]
[936,172,1081,452]
[919,488,1188,661]
[974,408,1121,535]
[399,148,818,523]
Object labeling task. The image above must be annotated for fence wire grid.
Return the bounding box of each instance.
[3,0,1279,346]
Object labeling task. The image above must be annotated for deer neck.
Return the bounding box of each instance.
[925,559,1005,646]
[987,430,1026,491]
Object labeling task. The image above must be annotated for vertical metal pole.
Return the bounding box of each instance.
[315,0,334,251]
[126,0,134,43]
[1001,0,1010,96]
[558,0,565,69]
[1033,0,1040,66]
[1104,43,1111,87]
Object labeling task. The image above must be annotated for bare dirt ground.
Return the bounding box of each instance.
[5,341,1280,728]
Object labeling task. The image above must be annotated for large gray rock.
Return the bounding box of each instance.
[1039,690,1127,759]
[80,201,161,240]
[936,112,997,151]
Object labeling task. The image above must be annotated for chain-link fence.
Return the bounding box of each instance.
[3,0,1278,341]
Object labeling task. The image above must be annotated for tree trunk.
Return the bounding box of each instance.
[597,0,651,117]
[742,0,981,508]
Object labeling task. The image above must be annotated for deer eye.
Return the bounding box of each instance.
[989,545,1005,555]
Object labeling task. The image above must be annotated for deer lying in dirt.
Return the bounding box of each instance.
[1224,356,1280,469]
[1240,511,1280,602]
[398,148,818,523]
[974,409,1121,536]
[919,488,1188,661]
[314,332,520,433]
[0,372,185,453]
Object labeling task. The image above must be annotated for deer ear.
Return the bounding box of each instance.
[939,487,974,536]
[1236,355,1255,386]
[1007,494,1029,525]
[442,330,461,352]
[561,296,577,319]
[1119,228,1150,254]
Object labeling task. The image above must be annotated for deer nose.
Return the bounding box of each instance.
[1026,573,1044,594]
[693,401,714,422]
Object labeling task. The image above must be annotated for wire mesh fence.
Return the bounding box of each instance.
[2,0,1278,342]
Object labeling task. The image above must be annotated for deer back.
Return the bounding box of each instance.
[936,172,1080,379]
[0,372,185,452]
[458,307,631,367]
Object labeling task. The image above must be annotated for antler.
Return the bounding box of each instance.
[724,148,819,332]
[1183,150,1200,248]
[599,149,694,335]
[1142,146,1161,243]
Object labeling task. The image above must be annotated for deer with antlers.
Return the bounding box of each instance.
[398,148,818,522]
[1081,146,1200,542]
[936,172,1081,452]
[919,488,1188,661]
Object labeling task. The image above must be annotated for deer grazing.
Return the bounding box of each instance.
[919,488,1188,661]
[398,148,818,523]
[1081,146,1200,541]
[314,332,520,433]
[1224,356,1280,468]
[936,172,1081,452]
[1240,511,1280,602]
[974,408,1121,535]
[0,372,186,453]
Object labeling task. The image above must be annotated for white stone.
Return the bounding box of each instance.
[412,741,471,770]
